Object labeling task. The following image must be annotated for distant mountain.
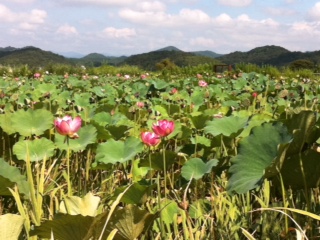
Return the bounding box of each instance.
[71,53,128,67]
[153,46,182,52]
[0,46,17,52]
[121,50,221,71]
[1,44,320,69]
[0,46,72,67]
[216,45,320,67]
[192,50,223,58]
[59,51,84,58]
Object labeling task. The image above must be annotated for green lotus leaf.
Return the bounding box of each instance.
[0,214,25,240]
[92,112,112,126]
[279,150,320,189]
[132,159,149,182]
[190,112,212,130]
[95,137,143,164]
[151,79,168,89]
[112,182,150,204]
[13,138,55,162]
[153,105,169,118]
[55,91,71,109]
[232,78,248,90]
[106,125,130,140]
[91,86,106,97]
[0,112,15,135]
[191,89,205,107]
[131,82,148,96]
[30,213,94,240]
[74,92,91,107]
[11,109,53,136]
[110,112,134,127]
[55,124,97,152]
[181,158,218,180]
[191,135,211,147]
[157,200,181,226]
[91,204,157,240]
[204,115,249,137]
[284,110,317,156]
[112,205,157,240]
[0,158,29,196]
[227,122,292,194]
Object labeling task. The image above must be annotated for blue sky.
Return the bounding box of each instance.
[1,0,320,56]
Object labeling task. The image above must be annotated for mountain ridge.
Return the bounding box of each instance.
[0,45,320,70]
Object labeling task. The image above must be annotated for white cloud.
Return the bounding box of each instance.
[3,0,35,3]
[217,0,252,7]
[265,7,296,16]
[103,27,136,38]
[190,37,215,48]
[179,9,211,24]
[0,4,47,31]
[19,22,37,30]
[214,13,232,23]
[136,1,166,12]
[119,9,170,26]
[290,21,320,35]
[285,0,296,3]
[119,8,212,27]
[56,24,78,35]
[307,2,320,21]
[58,0,142,7]
[237,14,250,21]
[28,9,47,24]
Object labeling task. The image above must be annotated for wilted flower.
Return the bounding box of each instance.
[152,120,175,137]
[196,74,203,79]
[198,80,208,87]
[54,116,82,139]
[141,132,161,146]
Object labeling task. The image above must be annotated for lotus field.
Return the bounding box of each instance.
[1,71,320,239]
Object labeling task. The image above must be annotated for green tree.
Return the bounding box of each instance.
[289,59,314,70]
[156,58,177,71]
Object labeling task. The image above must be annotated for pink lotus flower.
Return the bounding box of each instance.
[34,73,41,78]
[141,132,161,146]
[170,88,178,95]
[198,80,208,87]
[136,101,145,108]
[140,74,147,80]
[152,120,175,137]
[252,92,258,98]
[54,116,82,139]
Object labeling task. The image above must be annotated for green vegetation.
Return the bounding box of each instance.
[218,45,320,71]
[120,50,221,71]
[0,46,72,67]
[2,45,320,74]
[0,64,320,239]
